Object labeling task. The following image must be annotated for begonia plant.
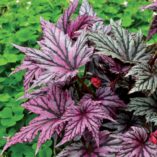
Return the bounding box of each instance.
[2,0,157,156]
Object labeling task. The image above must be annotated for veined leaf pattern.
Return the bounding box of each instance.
[88,20,150,63]
[126,63,157,94]
[117,127,157,157]
[79,0,96,16]
[57,0,79,33]
[2,86,74,154]
[57,131,120,157]
[14,19,93,87]
[128,93,157,125]
[57,99,114,147]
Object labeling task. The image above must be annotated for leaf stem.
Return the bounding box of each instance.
[53,135,58,157]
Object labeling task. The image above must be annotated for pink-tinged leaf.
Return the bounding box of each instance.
[79,0,96,16]
[82,87,125,117]
[19,86,49,100]
[11,57,42,91]
[57,100,114,147]
[57,131,120,157]
[96,87,125,108]
[141,1,157,40]
[2,86,74,154]
[14,19,93,87]
[117,127,157,157]
[67,15,102,38]
[141,1,157,12]
[79,0,111,35]
[147,15,157,40]
[57,0,79,33]
[101,55,130,74]
[24,65,42,90]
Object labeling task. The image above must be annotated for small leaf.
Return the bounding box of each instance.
[1,119,16,127]
[79,0,96,16]
[57,0,79,33]
[78,66,85,78]
[0,94,10,102]
[0,57,8,66]
[0,107,12,118]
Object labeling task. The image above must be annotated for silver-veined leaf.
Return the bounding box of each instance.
[117,127,157,157]
[104,112,143,133]
[128,93,157,125]
[126,63,157,94]
[79,0,96,16]
[88,20,150,63]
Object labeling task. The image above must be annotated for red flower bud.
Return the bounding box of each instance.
[91,77,101,88]
[149,131,157,144]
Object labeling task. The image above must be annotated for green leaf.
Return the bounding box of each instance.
[3,54,18,63]
[0,127,6,137]
[1,118,16,127]
[32,140,52,157]
[122,16,134,27]
[12,114,24,121]
[0,107,12,118]
[0,57,8,66]
[78,66,85,78]
[10,144,34,157]
[15,28,37,42]
[0,94,10,102]
[0,77,5,82]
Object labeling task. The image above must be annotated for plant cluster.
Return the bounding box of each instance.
[0,0,153,156]
[1,0,157,157]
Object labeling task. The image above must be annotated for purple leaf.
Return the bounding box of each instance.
[14,19,93,87]
[80,2,112,35]
[141,1,157,12]
[101,55,130,74]
[12,57,42,91]
[2,86,74,154]
[147,15,157,40]
[82,87,125,117]
[141,1,157,40]
[57,99,114,147]
[67,14,101,38]
[57,131,120,157]
[57,0,79,33]
[104,113,143,133]
[117,127,157,157]
[96,87,125,108]
[79,0,96,16]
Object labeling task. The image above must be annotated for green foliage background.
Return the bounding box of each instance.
[0,0,154,156]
